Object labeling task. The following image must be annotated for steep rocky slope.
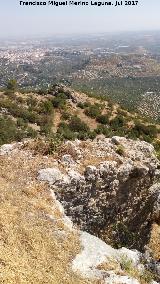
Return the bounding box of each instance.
[0,137,159,283]
[37,136,160,254]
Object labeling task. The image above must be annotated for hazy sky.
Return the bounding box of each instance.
[0,0,160,38]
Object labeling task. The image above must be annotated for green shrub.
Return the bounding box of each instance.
[127,130,139,140]
[95,125,111,137]
[130,121,158,142]
[63,130,76,140]
[77,131,89,140]
[116,145,125,156]
[39,100,53,114]
[84,101,91,108]
[57,117,92,141]
[58,121,68,130]
[85,104,101,118]
[0,117,19,145]
[40,124,52,135]
[58,127,76,140]
[0,98,40,124]
[39,114,53,135]
[0,116,37,145]
[69,116,90,133]
[110,115,125,129]
[120,256,133,272]
[76,130,96,141]
[47,134,64,153]
[26,96,37,107]
[61,112,71,120]
[88,131,97,140]
[39,115,53,129]
[57,122,76,140]
[17,118,27,128]
[107,100,114,109]
[6,79,17,92]
[96,114,109,125]
[21,110,39,124]
[142,135,153,143]
[120,255,154,284]
[113,127,128,137]
[153,139,160,160]
[52,93,68,109]
[77,101,91,109]
[16,96,25,104]
[37,88,48,96]
[134,122,157,138]
[77,102,85,109]
[26,127,37,138]
[153,139,160,152]
[4,90,16,99]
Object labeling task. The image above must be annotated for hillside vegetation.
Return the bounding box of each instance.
[0,83,160,159]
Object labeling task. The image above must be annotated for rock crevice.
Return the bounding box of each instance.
[38,137,160,252]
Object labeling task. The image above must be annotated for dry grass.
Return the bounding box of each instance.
[96,259,124,275]
[75,108,98,130]
[56,140,119,174]
[148,223,160,260]
[0,150,97,284]
[96,258,154,284]
[52,111,62,133]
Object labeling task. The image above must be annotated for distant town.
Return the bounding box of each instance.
[0,31,160,120]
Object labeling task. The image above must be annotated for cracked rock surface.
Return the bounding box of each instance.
[38,136,160,252]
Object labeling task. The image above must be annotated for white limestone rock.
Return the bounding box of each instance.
[0,142,23,155]
[118,247,141,266]
[38,167,70,185]
[84,165,98,180]
[118,162,134,182]
[104,275,140,284]
[38,168,62,184]
[72,231,140,284]
[68,170,85,184]
[111,136,127,145]
[61,154,75,166]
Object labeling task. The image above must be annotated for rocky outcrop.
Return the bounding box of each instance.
[38,136,160,252]
[0,138,159,283]
[72,231,141,284]
[49,84,89,104]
